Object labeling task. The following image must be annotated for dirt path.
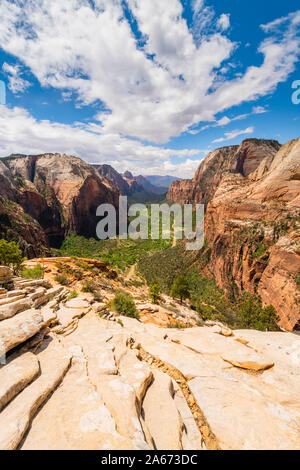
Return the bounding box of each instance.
[125,263,137,281]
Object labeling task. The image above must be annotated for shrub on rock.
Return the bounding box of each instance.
[21,264,44,280]
[112,291,139,319]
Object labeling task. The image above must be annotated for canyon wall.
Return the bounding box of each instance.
[168,138,300,331]
[167,140,280,205]
[0,154,120,256]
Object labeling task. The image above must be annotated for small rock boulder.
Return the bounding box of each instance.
[222,350,274,371]
[136,304,159,313]
[65,298,90,309]
[0,266,13,285]
[211,325,234,337]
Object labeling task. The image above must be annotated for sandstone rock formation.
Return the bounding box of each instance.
[167,139,280,206]
[0,197,50,258]
[0,153,120,256]
[167,138,300,331]
[0,265,299,450]
[0,266,13,285]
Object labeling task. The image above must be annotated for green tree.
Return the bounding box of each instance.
[149,282,161,304]
[113,291,139,319]
[235,293,279,331]
[0,239,24,274]
[170,275,190,304]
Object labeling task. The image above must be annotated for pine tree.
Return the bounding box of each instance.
[170,275,190,304]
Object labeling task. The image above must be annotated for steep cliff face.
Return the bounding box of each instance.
[167,179,204,205]
[207,139,300,331]
[167,145,238,205]
[0,160,15,200]
[29,154,120,236]
[0,158,51,257]
[170,138,300,331]
[234,139,281,177]
[69,175,119,236]
[17,188,64,247]
[1,154,120,256]
[0,198,50,258]
[167,140,281,205]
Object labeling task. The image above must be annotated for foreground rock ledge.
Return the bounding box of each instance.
[0,276,299,450]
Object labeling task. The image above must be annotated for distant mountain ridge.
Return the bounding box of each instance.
[96,165,168,196]
[145,175,182,189]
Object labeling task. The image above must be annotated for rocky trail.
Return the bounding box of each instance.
[125,263,137,282]
[0,262,300,450]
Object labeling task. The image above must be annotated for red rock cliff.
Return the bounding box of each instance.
[169,138,300,331]
[1,153,120,255]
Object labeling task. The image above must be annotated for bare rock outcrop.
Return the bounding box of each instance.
[0,273,299,451]
[0,352,40,412]
[0,266,13,285]
[142,369,184,450]
[0,309,44,355]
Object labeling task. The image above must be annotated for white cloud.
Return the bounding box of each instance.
[212,126,254,143]
[192,0,205,14]
[261,10,300,33]
[0,2,298,179]
[217,14,230,31]
[0,104,204,178]
[252,105,268,114]
[61,91,73,102]
[2,62,31,94]
[109,156,205,179]
[0,1,298,145]
[192,105,268,134]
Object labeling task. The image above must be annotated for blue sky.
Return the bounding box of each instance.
[0,0,299,177]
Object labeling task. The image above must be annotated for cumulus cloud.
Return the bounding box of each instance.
[2,63,31,94]
[212,126,254,143]
[0,1,299,178]
[0,1,298,144]
[108,156,205,178]
[0,105,204,178]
